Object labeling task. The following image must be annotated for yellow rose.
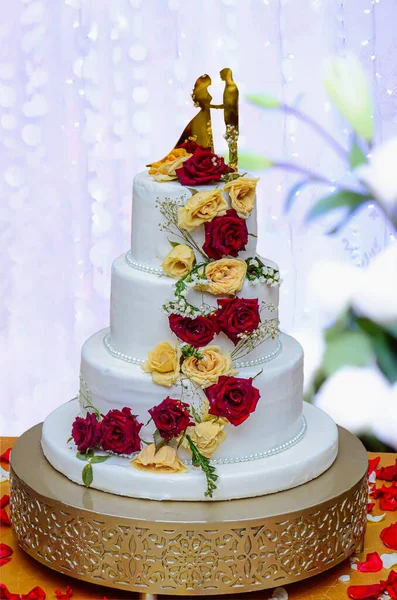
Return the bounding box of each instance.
[151,154,191,182]
[223,177,259,218]
[182,420,227,458]
[178,189,228,232]
[161,244,195,279]
[181,345,237,387]
[142,341,181,387]
[148,148,191,181]
[131,443,187,474]
[195,258,247,296]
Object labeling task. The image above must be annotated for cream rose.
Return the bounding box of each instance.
[142,341,181,387]
[181,345,237,387]
[131,443,187,474]
[152,156,191,182]
[195,258,247,296]
[178,188,228,231]
[182,419,227,458]
[148,148,191,182]
[223,177,259,218]
[161,244,195,279]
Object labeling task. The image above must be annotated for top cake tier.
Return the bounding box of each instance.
[130,171,259,270]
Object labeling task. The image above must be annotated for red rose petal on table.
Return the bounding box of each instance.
[379,495,397,511]
[0,584,46,599]
[367,502,375,513]
[0,494,10,525]
[376,459,397,482]
[357,551,383,572]
[383,570,397,600]
[347,583,382,599]
[368,456,381,474]
[0,542,13,567]
[0,448,11,463]
[0,494,9,508]
[381,522,397,549]
[54,586,73,599]
[0,507,10,526]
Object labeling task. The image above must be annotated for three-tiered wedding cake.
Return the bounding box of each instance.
[41,147,338,501]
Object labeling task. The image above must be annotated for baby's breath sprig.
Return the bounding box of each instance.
[162,263,213,318]
[245,256,282,287]
[156,196,210,262]
[231,317,280,361]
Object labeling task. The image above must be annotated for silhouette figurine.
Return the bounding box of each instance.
[211,68,239,168]
[175,74,215,151]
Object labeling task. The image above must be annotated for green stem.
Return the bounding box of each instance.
[186,435,218,498]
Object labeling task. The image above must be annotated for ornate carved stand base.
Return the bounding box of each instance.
[10,424,367,597]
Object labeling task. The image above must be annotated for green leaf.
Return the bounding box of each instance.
[323,331,373,377]
[168,239,181,248]
[284,179,311,213]
[153,429,168,453]
[190,405,202,424]
[246,93,280,109]
[237,153,273,171]
[67,436,73,443]
[82,463,93,487]
[86,448,95,459]
[76,451,88,461]
[349,141,367,169]
[90,454,111,464]
[188,188,199,196]
[306,190,369,224]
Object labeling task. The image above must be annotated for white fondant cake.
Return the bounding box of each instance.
[42,399,338,501]
[41,164,338,501]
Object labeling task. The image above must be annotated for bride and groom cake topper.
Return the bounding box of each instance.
[175,68,239,168]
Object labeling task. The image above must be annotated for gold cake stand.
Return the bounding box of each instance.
[9,423,368,598]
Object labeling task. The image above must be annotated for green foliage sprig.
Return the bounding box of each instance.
[76,449,110,488]
[186,435,218,498]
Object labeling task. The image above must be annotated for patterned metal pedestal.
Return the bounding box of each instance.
[9,423,368,597]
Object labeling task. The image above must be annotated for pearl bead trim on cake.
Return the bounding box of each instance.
[184,415,307,466]
[103,333,145,365]
[103,333,282,369]
[232,338,282,367]
[125,250,164,275]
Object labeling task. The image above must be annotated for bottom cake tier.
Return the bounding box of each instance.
[41,399,338,501]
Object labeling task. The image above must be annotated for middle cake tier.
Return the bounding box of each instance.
[109,252,280,363]
[81,330,303,462]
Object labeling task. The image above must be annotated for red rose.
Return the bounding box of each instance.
[176,146,233,185]
[149,397,194,440]
[101,407,142,454]
[206,376,260,426]
[203,209,248,260]
[169,313,219,347]
[216,297,260,345]
[177,139,210,154]
[71,412,102,453]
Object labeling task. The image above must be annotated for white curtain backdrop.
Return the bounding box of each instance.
[1,0,396,434]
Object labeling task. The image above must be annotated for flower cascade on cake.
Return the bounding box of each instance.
[70,70,284,498]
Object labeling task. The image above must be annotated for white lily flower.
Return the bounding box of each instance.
[352,242,397,326]
[356,136,397,216]
[323,53,374,141]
